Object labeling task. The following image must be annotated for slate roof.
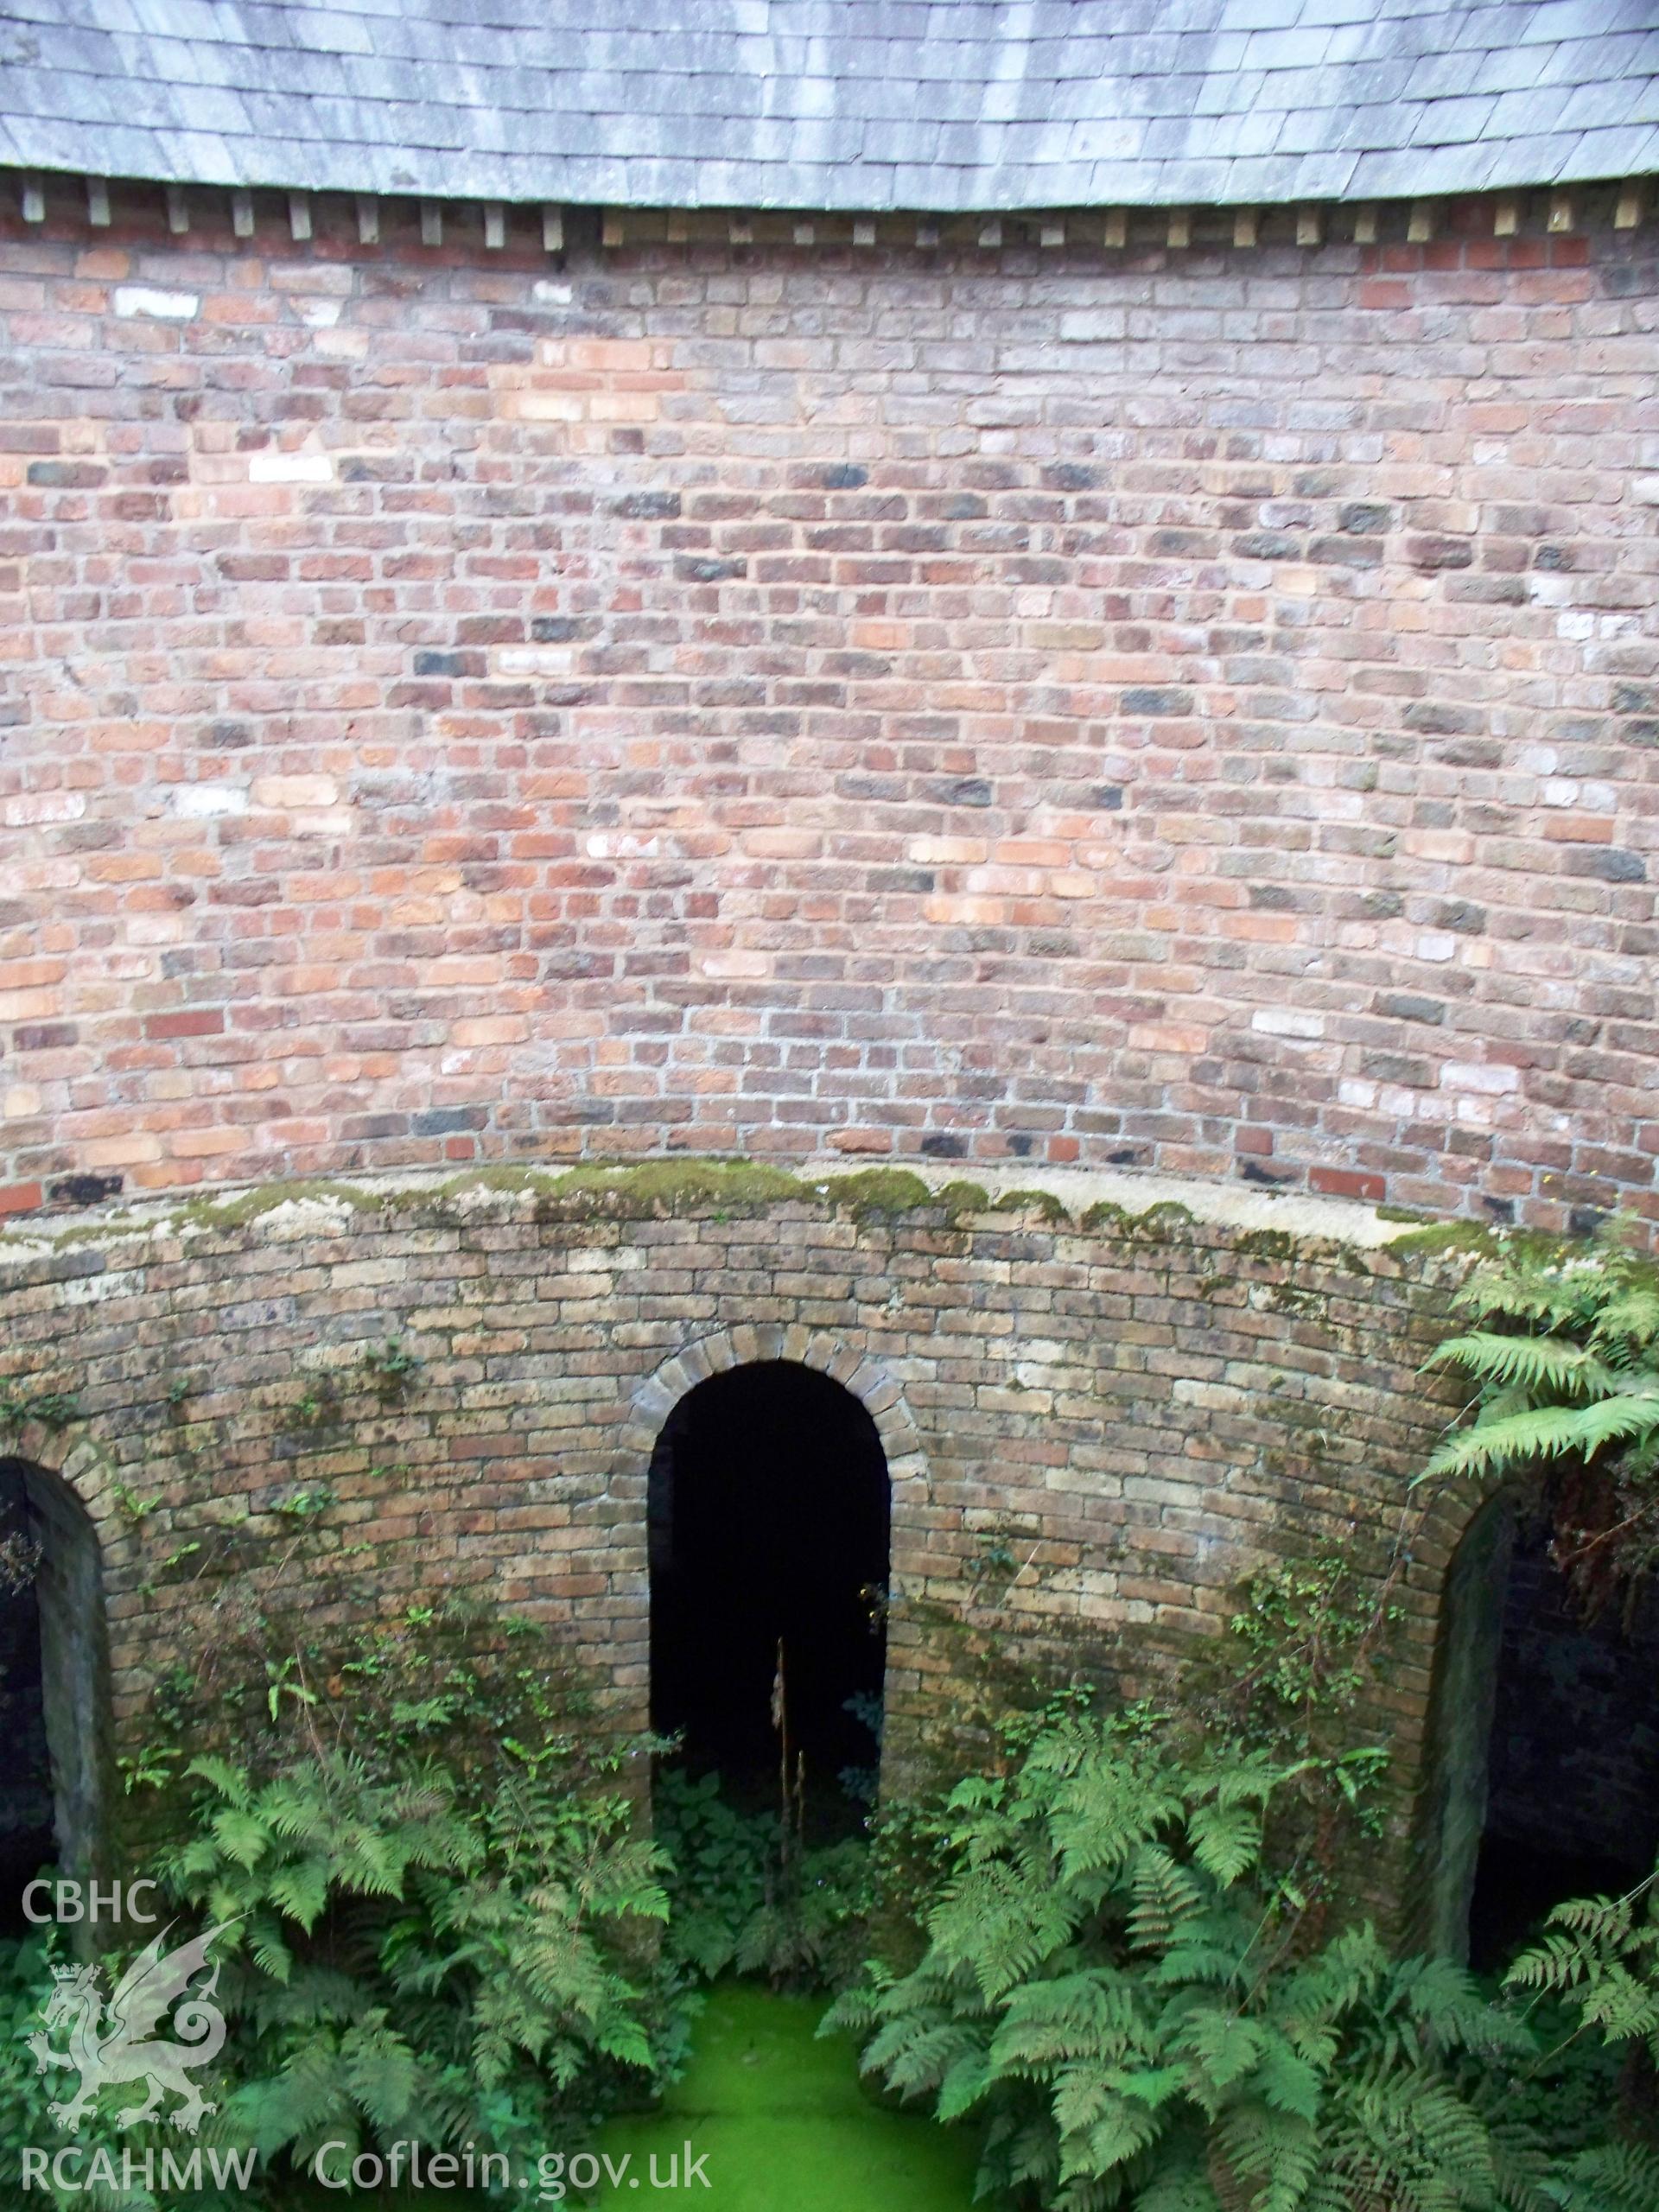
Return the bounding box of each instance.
[1,0,1656,212]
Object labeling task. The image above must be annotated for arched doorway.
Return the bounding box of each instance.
[647,1361,890,1821]
[1421,1491,1659,1968]
[0,1459,111,1929]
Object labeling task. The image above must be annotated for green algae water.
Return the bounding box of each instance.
[593,1983,985,2210]
[274,1983,985,2209]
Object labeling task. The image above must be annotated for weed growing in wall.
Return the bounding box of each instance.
[0,1385,79,1433]
[359,1334,423,1404]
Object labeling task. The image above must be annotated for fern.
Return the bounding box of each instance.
[1426,1333,1617,1399]
[1418,1227,1659,1610]
[836,1710,1644,2212]
[1547,2142,1659,2212]
[1507,1876,1659,2065]
[51,1627,691,2205]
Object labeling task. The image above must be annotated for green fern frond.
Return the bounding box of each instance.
[1548,2141,1659,2212]
[1425,1332,1617,1398]
[340,2016,423,2132]
[930,1861,1077,2001]
[1127,1847,1208,1950]
[1049,1760,1184,1885]
[1186,1802,1264,1888]
[991,1973,1148,2071]
[1592,1287,1659,1351]
[1421,1392,1659,1484]
[1173,2006,1266,2102]
[1247,2037,1323,2126]
[1211,2097,1321,2212]
[1052,2071,1160,2174]
[185,1754,253,1806]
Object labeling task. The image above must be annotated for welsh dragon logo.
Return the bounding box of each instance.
[28,1922,232,2136]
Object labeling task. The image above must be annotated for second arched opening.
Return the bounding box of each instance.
[1421,1488,1659,1968]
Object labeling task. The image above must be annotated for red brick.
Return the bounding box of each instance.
[1310,1167,1388,1203]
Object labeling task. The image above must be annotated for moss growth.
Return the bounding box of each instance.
[1265,1282,1325,1318]
[1079,1198,1200,1240]
[534,1158,808,1220]
[1235,1227,1302,1263]
[1079,1198,1134,1236]
[1,1218,125,1253]
[0,1154,1427,1268]
[816,1168,933,1219]
[0,1386,80,1432]
[932,1180,992,1221]
[1385,1219,1499,1260]
[989,1186,1071,1225]
[433,1162,567,1198]
[1135,1199,1197,1236]
[175,1178,385,1234]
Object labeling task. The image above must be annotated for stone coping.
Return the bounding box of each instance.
[0,1152,1433,1274]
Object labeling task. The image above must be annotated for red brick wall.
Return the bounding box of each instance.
[2,189,1656,1226]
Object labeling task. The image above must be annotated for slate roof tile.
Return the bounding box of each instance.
[1210,69,1276,116]
[1567,119,1659,172]
[1470,46,1559,93]
[0,0,1650,209]
[1288,148,1362,194]
[1556,76,1643,127]
[1535,35,1634,86]
[1411,93,1500,142]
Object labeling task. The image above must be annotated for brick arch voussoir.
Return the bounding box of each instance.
[3,1423,130,1560]
[1409,1467,1516,1599]
[614,1324,926,1492]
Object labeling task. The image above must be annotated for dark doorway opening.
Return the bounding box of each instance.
[1427,1497,1659,1970]
[0,1459,111,1935]
[648,1362,889,1826]
[0,1465,54,1922]
[1469,1510,1659,1968]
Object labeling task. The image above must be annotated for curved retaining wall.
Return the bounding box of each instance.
[1,197,1656,1227]
[0,1164,1472,1914]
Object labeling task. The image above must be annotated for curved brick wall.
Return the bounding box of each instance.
[0,1173,1466,1912]
[2,190,1656,1226]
